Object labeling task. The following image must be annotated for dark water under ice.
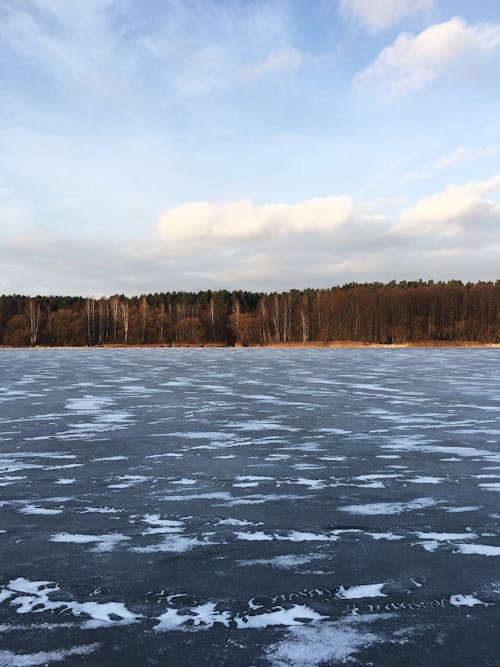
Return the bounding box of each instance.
[0,348,499,666]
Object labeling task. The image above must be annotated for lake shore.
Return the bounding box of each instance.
[1,341,499,349]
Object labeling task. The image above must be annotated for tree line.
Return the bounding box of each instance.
[1,280,499,347]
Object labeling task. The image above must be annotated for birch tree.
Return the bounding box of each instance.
[120,301,129,344]
[28,299,41,347]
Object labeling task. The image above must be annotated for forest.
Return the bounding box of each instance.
[0,280,499,347]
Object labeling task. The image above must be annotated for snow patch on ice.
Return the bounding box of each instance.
[49,533,130,552]
[0,644,100,666]
[266,614,384,666]
[236,531,274,541]
[236,531,338,543]
[155,603,231,631]
[453,544,500,556]
[365,532,404,541]
[238,554,325,569]
[132,536,204,553]
[336,584,387,599]
[414,532,477,541]
[18,505,63,516]
[162,492,232,502]
[479,482,500,492]
[79,507,119,514]
[341,498,438,515]
[445,506,480,513]
[1,578,140,626]
[216,518,255,527]
[236,605,326,629]
[449,594,488,607]
[408,476,444,484]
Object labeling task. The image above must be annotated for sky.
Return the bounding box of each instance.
[1,0,499,296]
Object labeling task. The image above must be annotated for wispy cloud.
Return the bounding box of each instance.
[339,0,434,33]
[0,0,307,100]
[0,0,128,98]
[402,145,500,181]
[354,17,500,95]
[402,147,467,181]
[237,48,306,84]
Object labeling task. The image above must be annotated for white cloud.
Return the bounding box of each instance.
[355,17,500,95]
[399,174,500,235]
[339,0,434,33]
[157,197,354,240]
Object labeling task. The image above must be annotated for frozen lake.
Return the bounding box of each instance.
[0,348,499,666]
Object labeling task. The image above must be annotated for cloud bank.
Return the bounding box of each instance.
[2,177,499,296]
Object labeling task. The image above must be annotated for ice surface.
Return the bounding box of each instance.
[381,443,500,463]
[1,348,499,665]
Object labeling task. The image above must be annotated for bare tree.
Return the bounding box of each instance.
[232,299,241,342]
[209,297,216,342]
[97,298,106,345]
[46,304,53,346]
[83,298,95,346]
[28,299,41,347]
[110,295,120,342]
[140,295,148,344]
[159,302,165,344]
[301,294,309,343]
[120,301,129,344]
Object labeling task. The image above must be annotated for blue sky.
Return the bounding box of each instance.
[1,0,499,295]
